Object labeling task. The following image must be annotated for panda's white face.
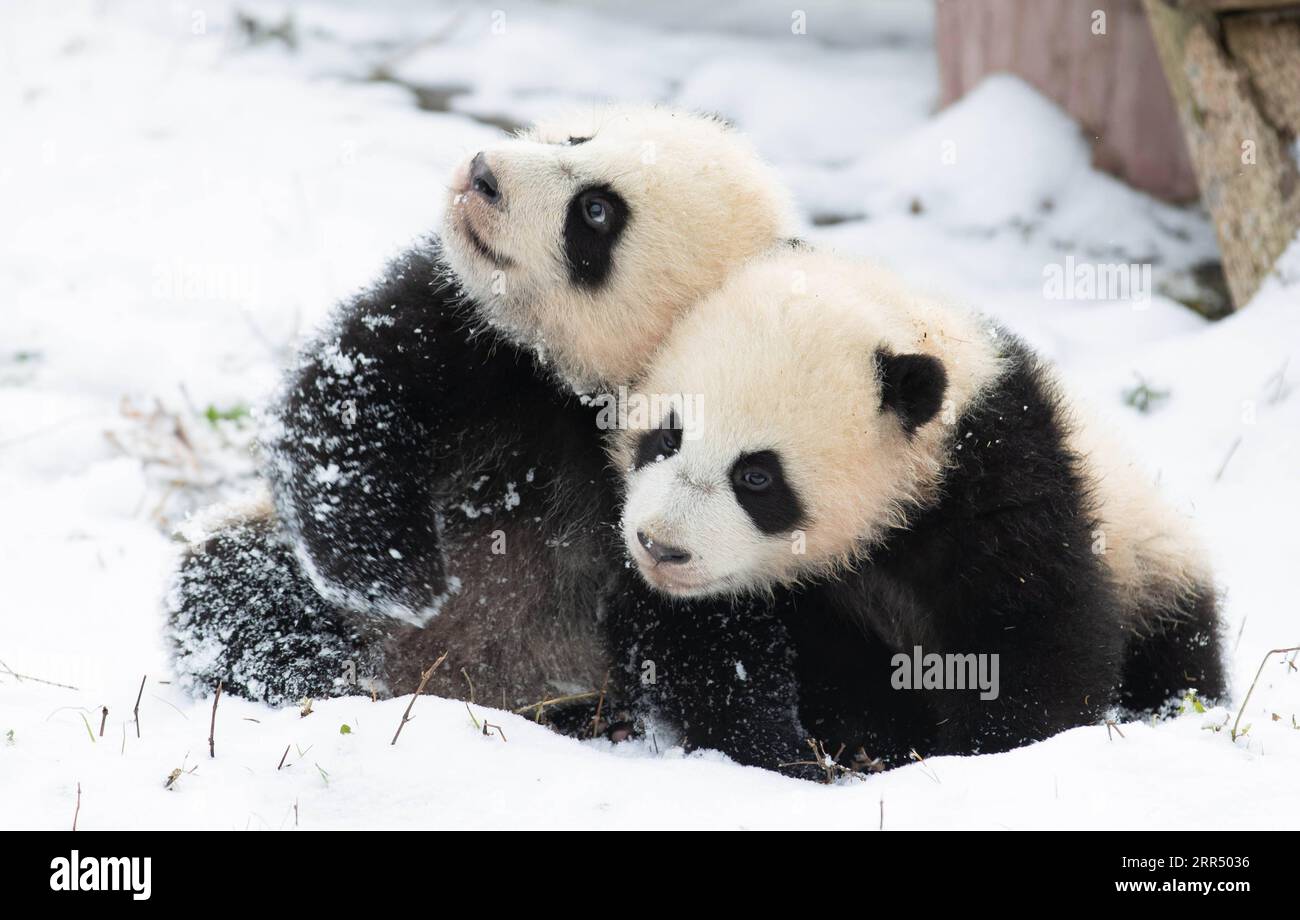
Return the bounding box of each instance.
[441,105,793,392]
[619,418,811,598]
[613,251,992,599]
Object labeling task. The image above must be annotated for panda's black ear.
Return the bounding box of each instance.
[876,349,947,435]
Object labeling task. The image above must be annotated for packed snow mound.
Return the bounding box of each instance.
[849,75,1212,259]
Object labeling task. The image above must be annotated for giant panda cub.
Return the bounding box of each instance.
[610,249,1225,771]
[168,105,795,713]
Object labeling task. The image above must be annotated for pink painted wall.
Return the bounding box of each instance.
[934,0,1199,202]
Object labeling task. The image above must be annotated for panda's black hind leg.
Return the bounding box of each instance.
[1118,586,1227,713]
[167,513,380,707]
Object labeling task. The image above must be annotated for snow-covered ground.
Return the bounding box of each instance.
[2,0,1297,830]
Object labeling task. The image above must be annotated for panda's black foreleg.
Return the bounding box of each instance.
[264,241,530,619]
[608,573,817,779]
[779,592,932,769]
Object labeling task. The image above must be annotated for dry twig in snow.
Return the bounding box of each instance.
[208,679,222,758]
[1232,645,1300,741]
[391,651,449,746]
[133,675,146,738]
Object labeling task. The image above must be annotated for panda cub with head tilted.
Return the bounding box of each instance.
[168,105,795,714]
[610,248,1225,771]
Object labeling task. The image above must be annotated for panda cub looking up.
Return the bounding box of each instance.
[611,249,1225,768]
[168,106,795,711]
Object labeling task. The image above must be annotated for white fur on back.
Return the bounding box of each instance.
[1064,400,1214,629]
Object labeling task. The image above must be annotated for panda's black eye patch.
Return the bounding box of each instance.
[564,184,629,288]
[633,411,682,469]
[730,450,805,535]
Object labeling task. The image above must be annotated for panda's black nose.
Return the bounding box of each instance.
[637,531,691,565]
[469,152,500,204]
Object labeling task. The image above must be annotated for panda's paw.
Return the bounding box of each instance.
[604,720,637,743]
